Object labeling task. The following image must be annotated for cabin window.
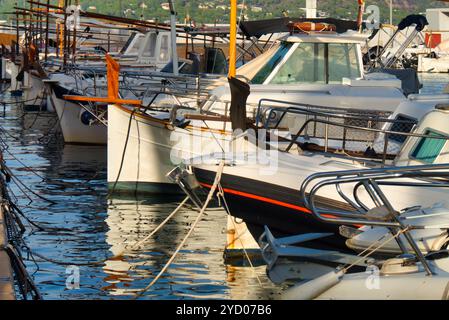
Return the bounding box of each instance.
[205,48,228,74]
[120,32,137,54]
[270,43,325,84]
[159,35,170,62]
[388,114,417,144]
[268,42,361,85]
[142,33,157,57]
[328,43,361,83]
[411,129,447,164]
[251,43,293,84]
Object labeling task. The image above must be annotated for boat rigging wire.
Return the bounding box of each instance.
[1,164,57,204]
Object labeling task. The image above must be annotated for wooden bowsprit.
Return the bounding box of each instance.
[62,96,142,105]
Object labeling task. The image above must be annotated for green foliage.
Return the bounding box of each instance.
[1,1,448,24]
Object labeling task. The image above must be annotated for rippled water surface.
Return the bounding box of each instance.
[0,87,281,300]
[0,74,447,300]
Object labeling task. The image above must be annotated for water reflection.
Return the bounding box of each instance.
[104,196,186,297]
[103,196,278,299]
[1,93,280,299]
[419,73,449,94]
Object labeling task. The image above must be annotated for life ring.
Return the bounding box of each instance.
[288,22,336,33]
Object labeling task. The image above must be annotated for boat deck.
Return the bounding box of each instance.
[0,193,15,300]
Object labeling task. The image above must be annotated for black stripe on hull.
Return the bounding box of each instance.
[193,167,350,251]
[52,84,88,106]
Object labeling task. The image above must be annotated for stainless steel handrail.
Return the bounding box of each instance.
[254,99,449,165]
[299,164,449,275]
[255,98,391,127]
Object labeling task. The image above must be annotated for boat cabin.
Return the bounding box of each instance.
[120,32,145,55]
[117,30,172,68]
[136,31,172,67]
[237,32,379,86]
[160,48,228,75]
[200,30,407,115]
[395,106,449,166]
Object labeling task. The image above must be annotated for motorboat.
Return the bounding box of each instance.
[176,101,449,249]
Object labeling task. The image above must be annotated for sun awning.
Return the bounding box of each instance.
[239,17,360,38]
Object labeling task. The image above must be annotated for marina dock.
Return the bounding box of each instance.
[0,189,15,300]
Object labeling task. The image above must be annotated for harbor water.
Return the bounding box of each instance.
[0,74,448,300]
[0,86,282,300]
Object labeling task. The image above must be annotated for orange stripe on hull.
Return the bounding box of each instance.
[199,182,349,222]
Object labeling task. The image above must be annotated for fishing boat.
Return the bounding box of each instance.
[45,18,234,145]
[107,21,414,194]
[43,29,181,145]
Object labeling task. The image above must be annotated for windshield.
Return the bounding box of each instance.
[256,42,361,85]
[251,42,293,84]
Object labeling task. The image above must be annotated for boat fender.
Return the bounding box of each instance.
[431,234,449,252]
[80,111,95,126]
[281,269,344,300]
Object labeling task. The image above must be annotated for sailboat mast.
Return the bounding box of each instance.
[390,0,393,25]
[357,0,365,30]
[228,0,237,78]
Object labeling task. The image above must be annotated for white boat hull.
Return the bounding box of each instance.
[49,84,107,145]
[23,71,47,109]
[418,55,449,73]
[284,264,449,300]
[5,59,20,90]
[107,105,232,194]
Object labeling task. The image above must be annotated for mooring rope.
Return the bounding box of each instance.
[217,183,264,287]
[1,157,42,299]
[134,161,226,298]
[342,226,412,273]
[117,196,190,254]
[1,147,46,181]
[22,196,192,267]
[2,164,56,204]
[110,108,137,196]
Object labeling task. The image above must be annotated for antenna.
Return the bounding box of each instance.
[168,0,179,76]
[306,0,317,18]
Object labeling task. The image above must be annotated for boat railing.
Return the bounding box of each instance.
[255,98,438,164]
[256,98,392,127]
[58,66,217,109]
[78,77,213,101]
[300,163,449,275]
